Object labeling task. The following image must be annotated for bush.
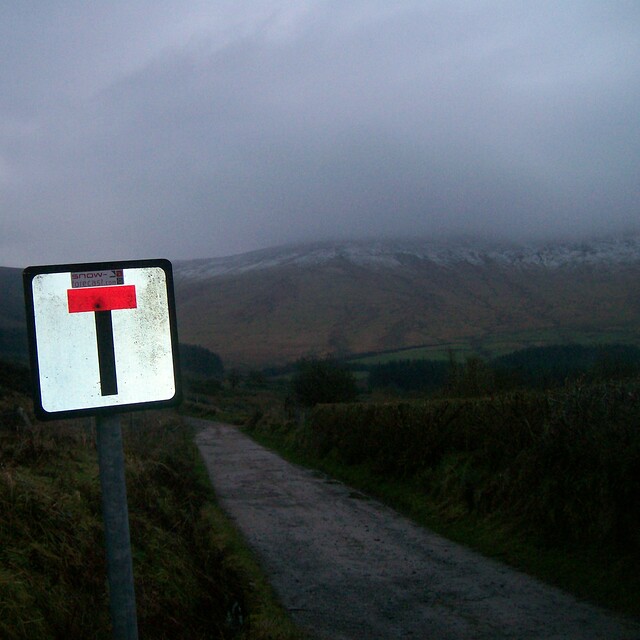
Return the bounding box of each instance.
[291,358,358,407]
[368,359,448,393]
[493,344,640,389]
[179,344,224,379]
[0,360,31,395]
[302,379,640,549]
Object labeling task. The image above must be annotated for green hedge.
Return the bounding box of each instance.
[307,380,640,548]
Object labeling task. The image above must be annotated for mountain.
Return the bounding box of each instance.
[173,235,640,367]
[3,236,639,368]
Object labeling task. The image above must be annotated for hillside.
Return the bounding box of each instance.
[173,235,640,367]
[0,267,28,361]
[0,267,26,327]
[3,236,640,368]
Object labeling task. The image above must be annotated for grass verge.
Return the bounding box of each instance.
[0,399,305,639]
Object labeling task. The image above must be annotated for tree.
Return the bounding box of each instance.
[291,358,358,407]
[179,343,224,378]
[368,359,448,393]
[226,369,242,389]
[446,355,494,397]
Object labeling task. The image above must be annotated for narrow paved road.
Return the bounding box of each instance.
[192,419,640,640]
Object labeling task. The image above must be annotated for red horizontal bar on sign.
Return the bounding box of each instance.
[67,285,137,313]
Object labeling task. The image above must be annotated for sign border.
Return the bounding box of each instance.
[23,258,183,421]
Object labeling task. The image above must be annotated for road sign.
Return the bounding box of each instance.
[23,259,182,420]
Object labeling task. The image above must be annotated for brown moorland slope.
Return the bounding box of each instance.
[173,238,640,367]
[3,238,639,368]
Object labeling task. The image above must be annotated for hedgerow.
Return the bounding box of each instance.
[302,379,640,549]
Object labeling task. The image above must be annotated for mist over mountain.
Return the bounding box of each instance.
[3,4,639,269]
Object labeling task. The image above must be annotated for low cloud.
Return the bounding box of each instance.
[1,1,639,266]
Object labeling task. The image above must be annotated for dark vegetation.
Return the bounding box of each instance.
[366,344,640,395]
[0,412,239,638]
[0,328,28,364]
[0,360,304,640]
[302,385,640,553]
[368,359,449,393]
[163,342,228,397]
[493,343,640,388]
[290,358,358,407]
[180,343,225,379]
[0,359,31,395]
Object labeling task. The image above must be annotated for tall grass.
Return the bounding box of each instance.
[306,380,640,549]
[0,408,243,639]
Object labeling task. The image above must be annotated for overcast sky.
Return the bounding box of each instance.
[1,1,639,267]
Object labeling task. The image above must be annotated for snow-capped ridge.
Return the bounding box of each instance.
[175,235,640,280]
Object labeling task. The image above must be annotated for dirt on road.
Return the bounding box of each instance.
[192,419,640,640]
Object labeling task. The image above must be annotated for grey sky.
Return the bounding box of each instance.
[1,1,639,267]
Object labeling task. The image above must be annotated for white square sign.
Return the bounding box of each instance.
[23,259,182,419]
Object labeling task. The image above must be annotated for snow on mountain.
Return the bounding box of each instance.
[175,234,640,280]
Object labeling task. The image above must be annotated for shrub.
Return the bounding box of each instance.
[179,344,224,379]
[303,379,640,548]
[368,359,448,393]
[291,358,358,407]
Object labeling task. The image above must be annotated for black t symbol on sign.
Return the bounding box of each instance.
[67,285,138,396]
[95,311,118,395]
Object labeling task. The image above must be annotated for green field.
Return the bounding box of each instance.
[346,328,640,366]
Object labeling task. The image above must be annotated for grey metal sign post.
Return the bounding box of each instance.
[97,413,139,639]
[23,259,182,639]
